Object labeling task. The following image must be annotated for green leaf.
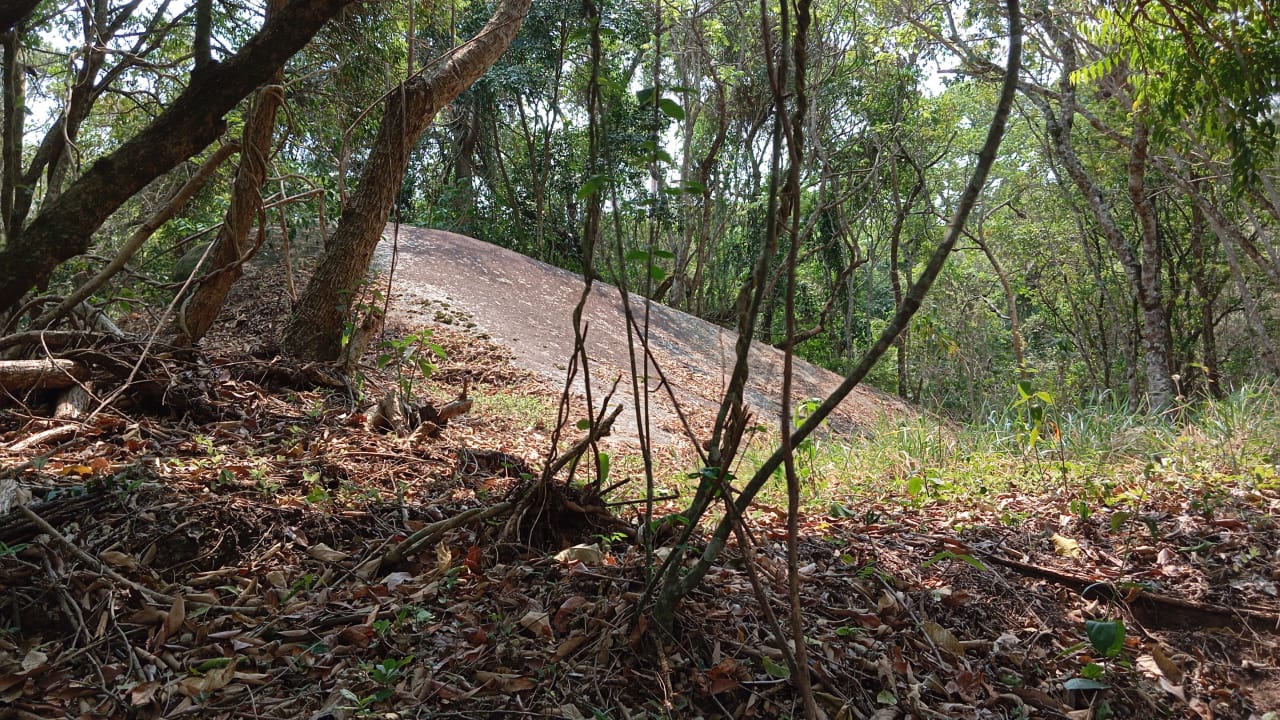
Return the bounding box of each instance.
[829,502,856,518]
[1085,619,1126,658]
[1063,677,1110,691]
[875,689,897,705]
[907,475,925,496]
[760,655,790,679]
[657,97,685,121]
[597,452,610,484]
[1109,511,1131,533]
[194,657,233,672]
[652,249,675,260]
[635,86,657,105]
[649,264,667,282]
[576,174,607,200]
[625,249,651,262]
[576,418,591,430]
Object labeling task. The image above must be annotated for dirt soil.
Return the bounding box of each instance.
[376,227,912,449]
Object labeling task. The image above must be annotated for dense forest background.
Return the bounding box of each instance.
[2,0,1276,419]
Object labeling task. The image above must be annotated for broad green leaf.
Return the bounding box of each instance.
[657,97,685,121]
[1085,619,1125,658]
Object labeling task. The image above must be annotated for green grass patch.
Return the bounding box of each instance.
[724,382,1280,515]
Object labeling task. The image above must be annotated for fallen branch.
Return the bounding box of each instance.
[7,423,82,452]
[384,501,516,566]
[983,553,1280,633]
[0,358,88,391]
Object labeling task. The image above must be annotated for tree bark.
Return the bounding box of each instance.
[0,0,357,315]
[31,142,240,330]
[1,27,23,240]
[170,0,286,348]
[281,0,532,360]
[1124,116,1176,411]
[0,359,87,391]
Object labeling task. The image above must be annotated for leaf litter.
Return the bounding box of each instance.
[1,267,1277,719]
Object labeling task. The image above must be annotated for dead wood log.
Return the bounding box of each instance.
[0,358,87,390]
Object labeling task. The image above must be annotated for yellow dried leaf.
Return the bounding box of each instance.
[1051,533,1082,558]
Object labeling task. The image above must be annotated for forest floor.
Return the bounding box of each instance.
[1,237,1278,720]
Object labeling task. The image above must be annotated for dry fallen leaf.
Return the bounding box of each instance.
[20,649,48,673]
[99,550,137,569]
[474,671,535,693]
[551,634,587,662]
[1051,533,1082,558]
[129,681,161,706]
[519,610,553,640]
[921,621,965,657]
[554,543,604,564]
[306,543,349,562]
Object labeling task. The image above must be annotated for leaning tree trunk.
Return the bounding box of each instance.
[0,0,357,315]
[280,0,532,360]
[168,0,286,348]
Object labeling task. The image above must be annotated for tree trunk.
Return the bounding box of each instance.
[1,28,23,241]
[0,0,357,315]
[281,0,532,360]
[1124,116,1176,411]
[170,0,286,347]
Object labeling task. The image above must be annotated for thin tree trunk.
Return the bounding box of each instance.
[169,1,286,348]
[281,0,532,360]
[654,0,1022,629]
[1125,116,1176,410]
[1,28,22,241]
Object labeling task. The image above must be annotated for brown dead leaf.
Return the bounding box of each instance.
[130,681,161,706]
[175,659,237,697]
[551,633,587,662]
[306,543,349,562]
[474,671,535,693]
[159,594,185,645]
[922,621,965,657]
[337,624,376,648]
[553,595,589,633]
[99,550,137,570]
[519,610,553,640]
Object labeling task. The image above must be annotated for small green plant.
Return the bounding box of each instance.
[1010,378,1055,451]
[1061,615,1127,710]
[0,541,28,558]
[282,573,317,603]
[377,328,446,398]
